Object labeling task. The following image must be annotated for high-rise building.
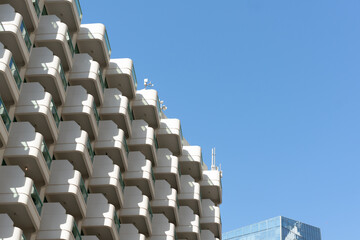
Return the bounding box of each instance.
[222,216,321,240]
[0,1,222,239]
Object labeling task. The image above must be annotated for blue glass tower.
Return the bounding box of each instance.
[222,216,321,240]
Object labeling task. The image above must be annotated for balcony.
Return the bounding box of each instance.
[94,120,128,172]
[151,180,179,225]
[179,146,203,182]
[123,151,155,200]
[200,199,221,238]
[36,202,81,240]
[25,47,67,106]
[89,155,124,209]
[132,89,161,129]
[176,206,200,240]
[100,88,133,138]
[69,54,106,106]
[54,121,93,178]
[82,237,100,240]
[0,44,22,106]
[35,15,74,71]
[106,58,137,99]
[200,170,222,205]
[61,86,99,140]
[153,149,181,192]
[0,97,11,149]
[15,83,59,143]
[45,160,87,220]
[119,186,152,237]
[0,214,24,240]
[77,24,111,68]
[201,230,219,240]
[119,224,146,240]
[151,214,176,240]
[44,0,82,33]
[82,194,120,240]
[128,120,158,166]
[4,122,51,186]
[156,119,183,156]
[0,166,42,232]
[178,175,202,217]
[0,4,32,67]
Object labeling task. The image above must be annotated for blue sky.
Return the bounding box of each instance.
[83,1,360,239]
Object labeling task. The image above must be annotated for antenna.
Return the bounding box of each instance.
[160,99,167,111]
[144,78,154,89]
[211,147,217,170]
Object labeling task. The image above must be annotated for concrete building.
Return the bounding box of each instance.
[0,1,222,240]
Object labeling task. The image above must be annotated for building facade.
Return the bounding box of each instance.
[0,1,222,240]
[222,216,321,240]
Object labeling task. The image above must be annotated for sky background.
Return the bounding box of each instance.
[83,1,360,239]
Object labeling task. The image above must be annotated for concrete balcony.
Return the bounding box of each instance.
[36,203,82,240]
[62,86,99,140]
[26,47,67,106]
[0,97,11,149]
[77,24,111,68]
[153,149,181,192]
[82,194,120,240]
[200,199,221,238]
[201,230,219,240]
[178,175,202,217]
[82,237,99,240]
[150,214,176,240]
[44,0,82,33]
[106,58,137,99]
[132,89,161,129]
[176,206,200,240]
[100,88,133,138]
[15,83,59,144]
[128,120,158,166]
[35,15,74,71]
[123,151,155,200]
[0,214,24,240]
[179,146,203,182]
[0,44,22,106]
[119,186,152,237]
[69,54,105,106]
[119,224,146,240]
[89,156,124,209]
[0,4,32,67]
[151,180,179,226]
[94,120,128,172]
[200,170,222,205]
[4,122,51,186]
[0,166,42,233]
[45,160,87,220]
[156,119,183,156]
[54,121,94,178]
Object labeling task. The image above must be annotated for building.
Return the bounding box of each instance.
[222,216,321,240]
[0,1,222,240]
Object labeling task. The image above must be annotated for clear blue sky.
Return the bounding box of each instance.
[83,1,360,239]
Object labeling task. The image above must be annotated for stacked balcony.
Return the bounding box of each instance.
[200,170,222,205]
[201,230,219,240]
[54,121,93,178]
[100,88,133,138]
[179,146,203,182]
[4,122,51,186]
[0,4,32,67]
[0,166,42,233]
[132,89,161,129]
[0,97,11,148]
[15,83,59,143]
[176,206,200,240]
[156,119,183,156]
[119,224,146,240]
[61,86,99,140]
[45,160,87,220]
[200,199,221,238]
[94,120,128,172]
[0,214,24,240]
[123,151,155,200]
[82,194,120,240]
[36,203,81,240]
[150,214,176,240]
[89,155,124,209]
[178,175,202,217]
[69,54,105,106]
[106,58,137,99]
[153,149,181,191]
[120,186,153,237]
[128,120,158,166]
[25,47,67,106]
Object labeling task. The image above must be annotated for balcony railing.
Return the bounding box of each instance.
[127,102,134,121]
[0,97,11,131]
[9,57,22,89]
[123,135,129,155]
[20,21,32,52]
[148,202,153,221]
[93,101,99,125]
[86,137,94,163]
[31,184,43,215]
[32,0,41,18]
[41,140,52,169]
[118,170,125,191]
[50,99,60,127]
[58,63,67,91]
[131,64,138,90]
[114,211,121,233]
[104,29,111,56]
[80,176,88,203]
[98,69,106,93]
[75,0,83,21]
[72,222,82,240]
[66,31,75,57]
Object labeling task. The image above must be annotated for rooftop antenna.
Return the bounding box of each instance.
[160,100,167,111]
[211,147,223,177]
[144,78,154,89]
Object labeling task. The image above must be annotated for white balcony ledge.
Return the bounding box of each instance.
[132,89,161,129]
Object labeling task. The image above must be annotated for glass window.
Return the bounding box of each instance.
[31,184,43,215]
[74,0,83,20]
[92,101,99,125]
[41,140,52,169]
[32,0,41,17]
[20,21,32,52]
[50,98,60,127]
[0,98,11,131]
[86,137,94,163]
[9,57,22,89]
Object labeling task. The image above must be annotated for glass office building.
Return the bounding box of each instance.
[223,216,321,240]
